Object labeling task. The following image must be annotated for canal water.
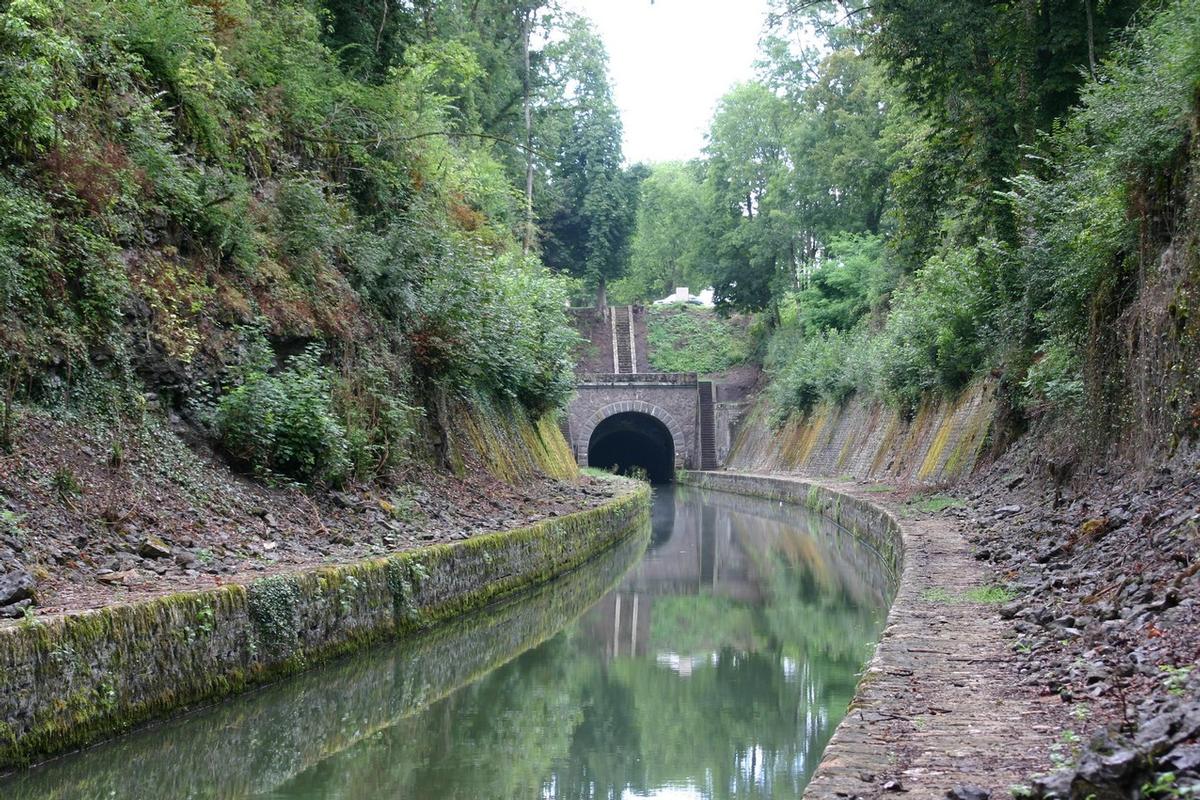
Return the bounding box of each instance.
[1,485,893,799]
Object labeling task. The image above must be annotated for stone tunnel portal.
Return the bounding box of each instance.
[587,412,675,484]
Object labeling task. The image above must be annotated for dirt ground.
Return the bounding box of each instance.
[954,445,1200,797]
[0,409,616,617]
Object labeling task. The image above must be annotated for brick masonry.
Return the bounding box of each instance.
[567,374,700,469]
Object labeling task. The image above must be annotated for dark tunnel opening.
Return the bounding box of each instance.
[587,412,675,484]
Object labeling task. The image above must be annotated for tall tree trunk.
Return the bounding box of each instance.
[374,0,388,56]
[1084,0,1097,77]
[596,276,608,310]
[522,8,536,255]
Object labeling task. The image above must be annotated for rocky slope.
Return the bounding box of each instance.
[959,443,1200,797]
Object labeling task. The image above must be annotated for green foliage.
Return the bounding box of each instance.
[766,329,862,417]
[612,161,707,304]
[701,82,792,313]
[690,0,1199,449]
[0,0,80,156]
[783,233,893,336]
[908,494,964,513]
[645,307,751,374]
[1159,664,1194,697]
[920,584,1014,604]
[535,15,640,301]
[215,346,350,486]
[873,247,993,409]
[0,0,600,494]
[247,574,301,656]
[334,361,420,481]
[51,466,82,499]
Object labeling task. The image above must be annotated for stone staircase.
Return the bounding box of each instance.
[611,305,636,373]
[698,380,718,469]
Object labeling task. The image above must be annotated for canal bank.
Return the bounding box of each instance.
[0,526,653,799]
[0,476,650,771]
[679,471,1064,799]
[1,481,895,798]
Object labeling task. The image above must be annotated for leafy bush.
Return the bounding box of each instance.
[1003,0,1200,351]
[874,247,992,409]
[783,233,895,336]
[0,0,81,157]
[215,346,350,485]
[767,329,860,418]
[334,361,420,481]
[1022,337,1085,411]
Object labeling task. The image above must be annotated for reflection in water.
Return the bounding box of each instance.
[1,486,892,800]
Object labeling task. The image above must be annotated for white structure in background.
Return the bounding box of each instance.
[653,286,714,307]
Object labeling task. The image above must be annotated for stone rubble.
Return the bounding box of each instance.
[963,451,1200,799]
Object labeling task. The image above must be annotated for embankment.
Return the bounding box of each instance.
[727,380,996,485]
[0,526,650,797]
[0,476,650,771]
[679,471,1064,797]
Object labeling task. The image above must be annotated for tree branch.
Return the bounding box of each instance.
[294,128,553,159]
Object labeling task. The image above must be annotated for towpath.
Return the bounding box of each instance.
[775,478,1065,798]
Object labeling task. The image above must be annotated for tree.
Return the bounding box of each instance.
[701,82,791,313]
[534,15,639,307]
[615,161,707,303]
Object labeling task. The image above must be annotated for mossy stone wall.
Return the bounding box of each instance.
[0,479,648,771]
[1,529,650,799]
[677,471,903,591]
[726,381,996,484]
[455,399,578,483]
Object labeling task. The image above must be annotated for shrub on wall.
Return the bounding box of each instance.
[215,345,350,485]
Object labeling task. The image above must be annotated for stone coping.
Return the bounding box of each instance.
[0,477,651,771]
[578,372,699,386]
[679,471,1058,798]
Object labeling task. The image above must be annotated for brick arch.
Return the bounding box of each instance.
[580,401,685,467]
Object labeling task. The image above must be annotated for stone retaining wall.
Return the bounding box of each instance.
[726,380,996,484]
[1,528,651,798]
[0,479,650,771]
[679,471,908,797]
[678,471,904,589]
[680,471,1059,797]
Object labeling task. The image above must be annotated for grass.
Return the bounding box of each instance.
[921,584,1017,605]
[964,585,1017,604]
[907,494,964,513]
[646,306,752,374]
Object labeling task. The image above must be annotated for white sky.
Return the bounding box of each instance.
[562,0,772,165]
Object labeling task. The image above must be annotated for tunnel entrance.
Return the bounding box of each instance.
[587,412,675,483]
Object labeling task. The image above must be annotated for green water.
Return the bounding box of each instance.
[1,485,893,799]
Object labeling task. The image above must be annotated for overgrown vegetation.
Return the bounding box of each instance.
[0,0,641,485]
[214,345,351,485]
[645,306,752,374]
[626,0,1200,460]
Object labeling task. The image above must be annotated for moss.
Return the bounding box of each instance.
[917,415,955,480]
[248,575,302,657]
[0,477,649,770]
[453,396,578,484]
